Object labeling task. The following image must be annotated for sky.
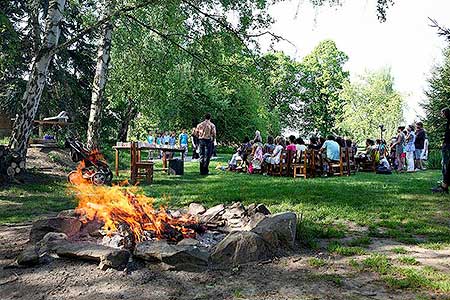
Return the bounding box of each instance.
[260,0,450,123]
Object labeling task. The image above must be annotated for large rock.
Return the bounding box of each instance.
[57,209,78,218]
[221,202,248,232]
[222,202,246,220]
[188,203,206,215]
[211,231,271,266]
[30,217,82,242]
[55,241,130,270]
[16,245,39,266]
[251,212,297,249]
[200,204,225,223]
[37,232,68,253]
[134,240,209,271]
[242,212,267,231]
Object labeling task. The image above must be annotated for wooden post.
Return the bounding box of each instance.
[115,148,119,176]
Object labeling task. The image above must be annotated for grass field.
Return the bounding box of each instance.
[1,156,449,246]
[1,155,450,294]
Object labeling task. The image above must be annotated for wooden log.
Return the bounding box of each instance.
[7,166,15,177]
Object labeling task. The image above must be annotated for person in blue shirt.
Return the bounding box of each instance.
[169,131,177,147]
[179,128,189,160]
[320,135,341,169]
[147,130,155,145]
[163,131,170,145]
[146,130,155,160]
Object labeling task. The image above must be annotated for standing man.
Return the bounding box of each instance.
[179,129,189,160]
[433,108,450,193]
[195,113,216,175]
[414,122,427,171]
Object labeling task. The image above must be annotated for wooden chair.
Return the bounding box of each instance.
[311,150,324,178]
[346,147,357,175]
[269,151,288,176]
[130,142,154,184]
[291,150,309,179]
[358,149,378,172]
[327,148,344,176]
[340,148,350,176]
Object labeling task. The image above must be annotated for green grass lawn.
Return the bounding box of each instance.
[2,155,449,249]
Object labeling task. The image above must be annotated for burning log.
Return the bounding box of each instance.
[0,145,26,183]
[71,183,199,244]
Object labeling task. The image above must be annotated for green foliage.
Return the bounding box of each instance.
[258,52,303,131]
[391,247,408,254]
[298,40,349,136]
[347,236,372,247]
[307,257,327,268]
[398,256,419,265]
[362,254,391,274]
[423,46,450,149]
[337,69,404,143]
[425,149,441,170]
[337,68,404,143]
[327,241,366,256]
[105,6,284,143]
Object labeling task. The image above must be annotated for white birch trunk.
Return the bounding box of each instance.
[86,1,114,149]
[9,0,66,158]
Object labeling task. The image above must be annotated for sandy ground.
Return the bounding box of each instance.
[2,224,449,300]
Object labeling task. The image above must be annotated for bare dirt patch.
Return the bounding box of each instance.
[26,148,76,177]
[1,226,439,300]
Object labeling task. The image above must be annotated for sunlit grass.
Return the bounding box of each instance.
[1,156,449,252]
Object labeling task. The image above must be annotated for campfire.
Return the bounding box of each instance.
[17,165,298,271]
[72,183,200,243]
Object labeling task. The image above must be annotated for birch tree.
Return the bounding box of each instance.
[9,0,66,157]
[86,0,114,149]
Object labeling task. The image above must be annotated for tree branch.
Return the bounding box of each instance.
[49,0,162,56]
[180,0,297,64]
[429,18,450,41]
[124,14,211,71]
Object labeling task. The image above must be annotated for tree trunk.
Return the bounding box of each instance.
[9,0,66,158]
[117,100,138,142]
[29,0,41,55]
[86,2,114,149]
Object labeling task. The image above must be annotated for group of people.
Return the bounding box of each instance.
[142,107,450,196]
[227,132,351,174]
[356,122,428,174]
[389,122,428,173]
[146,129,190,160]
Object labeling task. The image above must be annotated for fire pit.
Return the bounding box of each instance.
[16,184,297,271]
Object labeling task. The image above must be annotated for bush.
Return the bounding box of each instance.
[426,149,441,170]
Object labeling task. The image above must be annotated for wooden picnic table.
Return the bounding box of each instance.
[112,144,185,176]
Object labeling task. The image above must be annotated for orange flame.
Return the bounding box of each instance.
[70,183,198,242]
[68,161,92,185]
